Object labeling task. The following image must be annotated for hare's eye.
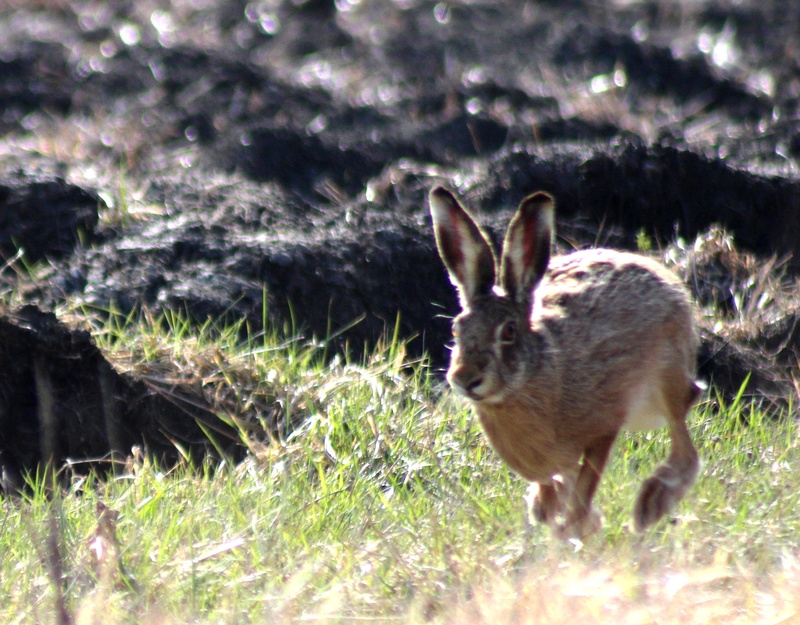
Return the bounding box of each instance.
[499,320,516,344]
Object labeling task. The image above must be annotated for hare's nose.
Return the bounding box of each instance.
[464,375,484,392]
[450,368,484,396]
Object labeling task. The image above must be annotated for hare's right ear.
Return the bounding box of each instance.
[500,191,554,311]
[429,187,496,306]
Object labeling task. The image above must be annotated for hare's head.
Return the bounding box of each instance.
[429,187,554,404]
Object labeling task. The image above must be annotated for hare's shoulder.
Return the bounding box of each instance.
[544,248,680,287]
[537,248,685,312]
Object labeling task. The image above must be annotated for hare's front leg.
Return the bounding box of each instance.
[526,481,563,526]
[557,435,617,539]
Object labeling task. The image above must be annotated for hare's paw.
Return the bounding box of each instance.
[634,473,680,531]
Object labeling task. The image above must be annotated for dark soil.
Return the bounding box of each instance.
[2,0,800,480]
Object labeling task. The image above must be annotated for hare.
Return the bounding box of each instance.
[429,186,701,538]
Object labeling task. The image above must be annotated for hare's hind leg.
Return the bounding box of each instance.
[634,380,701,531]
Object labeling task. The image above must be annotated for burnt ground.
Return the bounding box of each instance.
[2,0,800,479]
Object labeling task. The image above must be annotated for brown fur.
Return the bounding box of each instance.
[430,187,700,538]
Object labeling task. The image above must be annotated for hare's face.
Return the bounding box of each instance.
[430,186,552,403]
[447,296,530,404]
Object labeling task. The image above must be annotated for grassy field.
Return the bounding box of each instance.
[2,311,800,624]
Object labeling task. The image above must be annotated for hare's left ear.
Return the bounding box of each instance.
[429,187,497,307]
[500,192,554,311]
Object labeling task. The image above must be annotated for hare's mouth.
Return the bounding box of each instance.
[463,388,486,402]
[450,382,485,402]
[452,382,507,404]
[448,367,509,403]
[474,389,509,404]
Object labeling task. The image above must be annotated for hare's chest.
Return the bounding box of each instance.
[476,408,569,483]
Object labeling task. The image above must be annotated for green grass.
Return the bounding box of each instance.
[2,311,800,624]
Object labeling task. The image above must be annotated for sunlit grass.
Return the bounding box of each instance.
[1,309,799,623]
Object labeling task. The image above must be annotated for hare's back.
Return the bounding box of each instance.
[537,248,690,325]
[534,249,696,430]
[534,249,695,368]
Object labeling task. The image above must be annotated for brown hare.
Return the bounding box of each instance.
[429,186,701,539]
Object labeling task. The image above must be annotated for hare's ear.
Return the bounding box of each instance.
[429,187,496,306]
[500,191,554,310]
